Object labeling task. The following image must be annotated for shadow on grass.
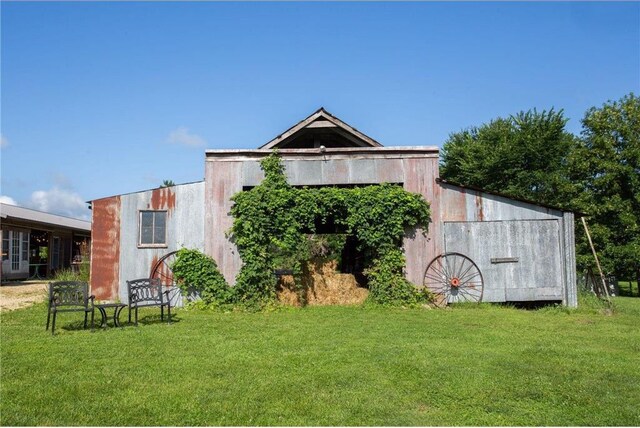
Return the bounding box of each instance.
[122,312,182,327]
[55,311,181,332]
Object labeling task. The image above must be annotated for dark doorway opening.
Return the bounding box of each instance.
[340,235,368,287]
[29,230,49,279]
[307,218,369,288]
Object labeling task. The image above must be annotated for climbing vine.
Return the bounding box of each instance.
[170,248,232,306]
[229,151,432,307]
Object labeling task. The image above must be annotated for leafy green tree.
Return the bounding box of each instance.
[160,180,175,188]
[440,109,579,209]
[571,93,640,282]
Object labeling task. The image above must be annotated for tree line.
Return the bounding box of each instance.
[440,93,639,284]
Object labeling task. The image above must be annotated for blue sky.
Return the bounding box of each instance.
[1,2,638,220]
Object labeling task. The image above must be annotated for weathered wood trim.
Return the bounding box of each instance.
[260,108,384,149]
[330,126,371,147]
[305,120,337,129]
[206,146,439,162]
[563,212,578,307]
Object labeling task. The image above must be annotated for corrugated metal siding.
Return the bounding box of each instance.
[241,158,406,187]
[114,182,204,303]
[444,220,564,302]
[205,162,243,284]
[438,182,576,305]
[207,154,437,285]
[440,183,564,222]
[403,157,441,286]
[90,197,121,300]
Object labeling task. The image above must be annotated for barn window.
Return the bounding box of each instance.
[139,211,167,247]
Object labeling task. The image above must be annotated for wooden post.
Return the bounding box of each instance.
[581,217,610,302]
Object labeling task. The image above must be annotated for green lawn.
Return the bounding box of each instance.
[1,298,639,426]
[617,280,639,297]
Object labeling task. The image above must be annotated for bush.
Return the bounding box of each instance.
[365,249,433,306]
[170,248,232,306]
[52,266,89,283]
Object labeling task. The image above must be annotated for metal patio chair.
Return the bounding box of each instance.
[46,281,95,335]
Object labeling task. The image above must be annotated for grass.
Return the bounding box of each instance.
[1,296,639,426]
[617,280,639,297]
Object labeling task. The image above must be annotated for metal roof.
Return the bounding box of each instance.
[0,203,91,232]
[89,180,204,204]
[436,178,586,217]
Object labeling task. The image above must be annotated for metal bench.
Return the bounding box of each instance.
[126,278,172,326]
[46,281,95,335]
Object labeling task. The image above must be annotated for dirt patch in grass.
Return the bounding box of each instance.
[0,281,48,311]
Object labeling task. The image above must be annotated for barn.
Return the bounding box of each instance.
[89,108,577,307]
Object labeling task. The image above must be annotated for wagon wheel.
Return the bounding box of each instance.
[423,252,483,305]
[150,250,179,286]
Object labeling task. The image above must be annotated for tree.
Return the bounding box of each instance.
[160,180,175,188]
[440,109,579,209]
[440,95,640,284]
[571,93,640,282]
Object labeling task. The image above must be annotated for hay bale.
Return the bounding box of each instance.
[276,259,368,306]
[276,274,301,307]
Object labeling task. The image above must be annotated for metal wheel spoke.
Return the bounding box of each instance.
[428,263,448,280]
[423,253,483,305]
[453,257,467,278]
[456,263,475,283]
[424,272,447,283]
[458,271,481,284]
[150,251,178,286]
[435,258,451,280]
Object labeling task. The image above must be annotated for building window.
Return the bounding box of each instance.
[2,230,9,261]
[11,233,20,270]
[21,232,29,262]
[139,211,167,246]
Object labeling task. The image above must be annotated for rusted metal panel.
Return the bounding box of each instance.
[471,192,561,221]
[90,196,121,300]
[439,182,563,222]
[149,187,176,213]
[403,157,441,286]
[440,184,468,222]
[208,152,436,285]
[444,220,564,302]
[205,161,243,284]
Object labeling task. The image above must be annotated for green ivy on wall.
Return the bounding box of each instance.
[229,151,433,307]
[170,248,232,306]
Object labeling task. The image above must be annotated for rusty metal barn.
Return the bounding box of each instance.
[89,108,577,307]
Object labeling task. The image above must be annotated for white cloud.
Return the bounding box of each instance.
[0,134,9,149]
[0,195,17,205]
[27,187,90,220]
[165,127,206,147]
